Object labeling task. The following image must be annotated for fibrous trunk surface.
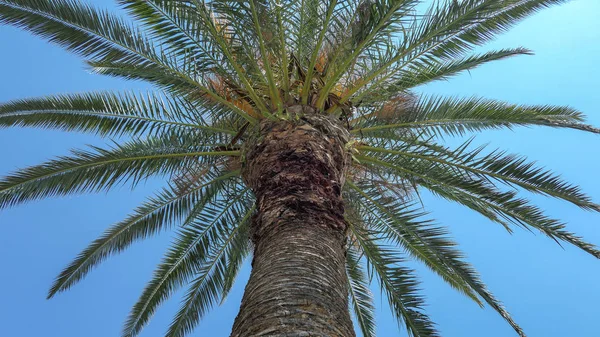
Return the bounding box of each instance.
[231,111,356,337]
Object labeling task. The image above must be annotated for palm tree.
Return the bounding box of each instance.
[0,0,598,336]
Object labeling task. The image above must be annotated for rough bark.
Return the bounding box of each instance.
[230,111,356,337]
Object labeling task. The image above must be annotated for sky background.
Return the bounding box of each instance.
[1,1,599,336]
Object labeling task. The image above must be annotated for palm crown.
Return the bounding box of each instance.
[0,0,598,336]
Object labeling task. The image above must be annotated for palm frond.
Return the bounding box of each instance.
[0,91,236,137]
[348,220,439,337]
[247,0,282,111]
[290,0,322,63]
[341,0,570,104]
[385,47,532,93]
[47,168,239,299]
[123,185,251,337]
[0,0,263,124]
[423,0,571,60]
[118,0,248,94]
[320,0,420,107]
[0,135,237,209]
[118,1,216,64]
[346,180,525,336]
[85,60,258,124]
[190,1,272,117]
[352,96,600,137]
[220,211,252,302]
[209,0,278,83]
[358,142,600,211]
[354,153,600,258]
[347,181,479,303]
[0,0,161,67]
[346,245,376,337]
[300,0,338,105]
[165,195,254,337]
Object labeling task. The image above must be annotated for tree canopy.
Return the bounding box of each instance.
[0,1,598,336]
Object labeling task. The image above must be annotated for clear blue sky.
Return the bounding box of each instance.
[0,1,599,336]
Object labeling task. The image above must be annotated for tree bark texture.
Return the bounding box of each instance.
[231,112,356,337]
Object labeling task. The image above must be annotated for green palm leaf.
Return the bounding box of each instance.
[47,168,239,299]
[0,0,160,66]
[352,96,600,137]
[346,245,376,337]
[387,48,532,92]
[347,181,481,304]
[320,0,420,106]
[354,153,600,258]
[348,220,439,337]
[0,135,237,209]
[0,91,236,137]
[347,180,525,336]
[0,0,259,123]
[291,0,322,62]
[424,0,571,60]
[344,0,570,103]
[220,213,252,302]
[118,0,240,85]
[358,142,600,211]
[85,57,261,123]
[165,197,254,337]
[123,185,251,337]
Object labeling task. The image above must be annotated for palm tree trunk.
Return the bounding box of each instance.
[231,112,355,337]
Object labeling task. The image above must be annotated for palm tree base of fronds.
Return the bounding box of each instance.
[241,111,352,240]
